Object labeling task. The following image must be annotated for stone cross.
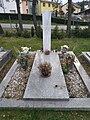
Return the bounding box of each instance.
[42,10,51,52]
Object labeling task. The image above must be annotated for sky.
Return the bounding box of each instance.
[62,0,84,4]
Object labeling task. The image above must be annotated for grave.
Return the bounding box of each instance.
[1,10,90,109]
[23,10,69,100]
[82,52,90,63]
[0,49,12,71]
[23,51,69,100]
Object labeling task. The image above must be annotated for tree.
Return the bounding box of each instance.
[32,0,37,31]
[67,0,72,37]
[0,0,5,13]
[15,0,23,31]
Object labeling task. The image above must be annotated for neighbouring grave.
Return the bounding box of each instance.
[0,48,12,71]
[82,52,90,63]
[0,24,4,34]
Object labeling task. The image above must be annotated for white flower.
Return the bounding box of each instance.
[21,47,29,54]
[61,45,69,53]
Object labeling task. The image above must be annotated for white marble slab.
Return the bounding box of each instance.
[42,10,51,52]
[23,51,69,100]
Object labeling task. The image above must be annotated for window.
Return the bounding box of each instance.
[43,3,45,7]
[6,0,9,2]
[10,10,16,13]
[48,3,50,7]
[52,4,54,7]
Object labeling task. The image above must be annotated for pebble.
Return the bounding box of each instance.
[2,54,35,99]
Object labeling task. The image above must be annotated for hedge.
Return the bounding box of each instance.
[0,13,89,26]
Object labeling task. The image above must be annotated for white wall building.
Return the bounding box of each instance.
[0,0,18,13]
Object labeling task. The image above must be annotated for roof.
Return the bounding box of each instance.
[76,8,90,14]
[39,0,60,4]
[61,2,81,8]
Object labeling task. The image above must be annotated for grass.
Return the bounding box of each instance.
[0,19,65,25]
[0,36,90,119]
[0,109,90,120]
[0,36,90,57]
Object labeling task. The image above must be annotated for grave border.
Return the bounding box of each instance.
[0,51,90,109]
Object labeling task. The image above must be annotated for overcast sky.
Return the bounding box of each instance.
[62,0,84,4]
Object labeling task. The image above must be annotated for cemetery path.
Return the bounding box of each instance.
[1,23,88,30]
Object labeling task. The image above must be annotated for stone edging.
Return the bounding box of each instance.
[0,60,18,97]
[0,98,90,110]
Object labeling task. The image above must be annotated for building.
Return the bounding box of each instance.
[0,0,17,13]
[61,2,81,15]
[38,0,60,16]
[77,8,90,22]
[22,0,28,14]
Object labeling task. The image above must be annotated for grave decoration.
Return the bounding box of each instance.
[61,45,69,54]
[16,47,31,70]
[38,62,52,77]
[60,45,75,74]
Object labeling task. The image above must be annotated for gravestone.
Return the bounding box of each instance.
[23,10,69,100]
[42,10,51,52]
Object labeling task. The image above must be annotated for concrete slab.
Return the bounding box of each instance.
[23,51,69,100]
[0,60,18,97]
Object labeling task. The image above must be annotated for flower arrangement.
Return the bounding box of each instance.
[61,45,69,54]
[15,46,31,70]
[44,50,50,55]
[62,52,75,73]
[38,62,52,77]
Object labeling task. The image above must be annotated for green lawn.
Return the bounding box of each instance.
[0,36,90,57]
[0,109,90,120]
[0,36,90,120]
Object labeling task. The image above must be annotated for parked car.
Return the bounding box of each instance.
[64,13,82,21]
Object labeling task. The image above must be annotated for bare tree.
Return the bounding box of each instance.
[0,0,5,13]
[32,0,37,31]
[67,0,72,36]
[15,0,23,31]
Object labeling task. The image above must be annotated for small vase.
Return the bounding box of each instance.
[44,50,50,55]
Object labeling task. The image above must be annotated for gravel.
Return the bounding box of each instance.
[2,53,89,99]
[2,54,35,99]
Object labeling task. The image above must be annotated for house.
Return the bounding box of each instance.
[61,2,81,15]
[37,0,60,16]
[21,0,28,14]
[0,0,17,13]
